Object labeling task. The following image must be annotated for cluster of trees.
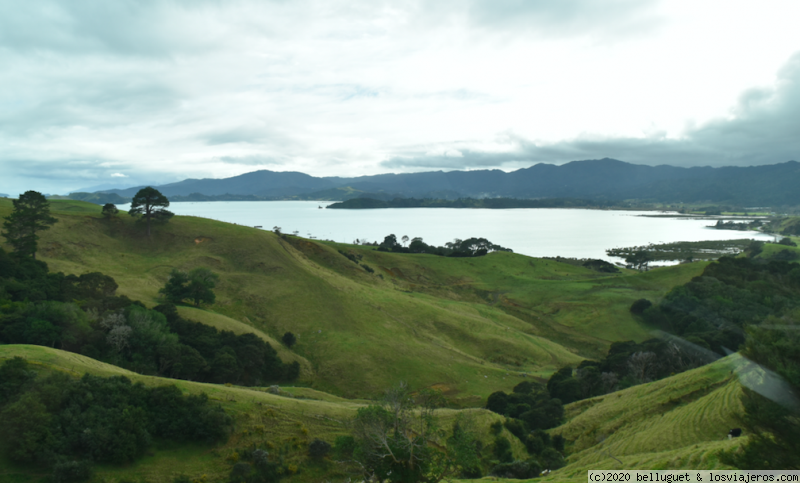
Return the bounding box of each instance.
[155,304,300,384]
[377,234,512,257]
[160,268,220,307]
[543,337,716,407]
[642,257,800,355]
[0,357,232,481]
[0,249,298,385]
[484,381,566,475]
[712,219,763,231]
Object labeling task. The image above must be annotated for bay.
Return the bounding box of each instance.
[117,201,774,262]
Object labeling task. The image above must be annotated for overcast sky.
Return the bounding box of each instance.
[1,0,799,195]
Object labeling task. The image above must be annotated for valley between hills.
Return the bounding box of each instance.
[1,198,794,482]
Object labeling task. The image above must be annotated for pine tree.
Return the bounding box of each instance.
[1,191,57,259]
[129,187,173,237]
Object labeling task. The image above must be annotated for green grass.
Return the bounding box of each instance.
[0,198,705,401]
[759,241,800,260]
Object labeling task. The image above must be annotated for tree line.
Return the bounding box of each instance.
[0,357,232,482]
[0,250,299,385]
[375,234,512,257]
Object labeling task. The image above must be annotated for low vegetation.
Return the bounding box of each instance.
[0,356,232,480]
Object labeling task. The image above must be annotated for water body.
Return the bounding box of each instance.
[118,201,774,262]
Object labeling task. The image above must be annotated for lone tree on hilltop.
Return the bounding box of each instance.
[129,187,173,237]
[1,191,57,259]
[101,203,119,220]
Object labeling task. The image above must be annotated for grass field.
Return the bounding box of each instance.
[0,198,706,401]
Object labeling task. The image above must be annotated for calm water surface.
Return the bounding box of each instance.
[119,201,773,262]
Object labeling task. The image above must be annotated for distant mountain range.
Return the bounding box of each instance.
[90,158,800,206]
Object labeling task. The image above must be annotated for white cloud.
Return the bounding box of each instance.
[1,0,799,194]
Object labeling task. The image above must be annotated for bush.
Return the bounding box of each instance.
[52,460,92,483]
[333,435,356,459]
[308,438,331,460]
[539,446,566,470]
[493,436,513,463]
[490,459,542,479]
[630,298,652,315]
[282,331,296,348]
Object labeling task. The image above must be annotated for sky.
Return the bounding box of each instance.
[1,0,799,195]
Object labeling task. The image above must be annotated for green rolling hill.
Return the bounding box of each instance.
[1,198,762,482]
[0,198,705,401]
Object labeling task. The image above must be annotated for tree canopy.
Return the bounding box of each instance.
[159,268,219,307]
[1,191,57,259]
[101,203,119,219]
[128,187,173,237]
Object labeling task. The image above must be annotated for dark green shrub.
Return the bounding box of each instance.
[282,331,296,348]
[308,438,332,460]
[630,298,652,315]
[503,418,526,440]
[493,436,513,463]
[333,435,356,459]
[51,460,92,483]
[490,459,542,479]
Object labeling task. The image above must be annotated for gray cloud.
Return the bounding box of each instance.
[217,155,288,166]
[457,0,662,39]
[383,52,800,171]
[0,0,227,57]
[1,0,797,193]
[0,156,174,195]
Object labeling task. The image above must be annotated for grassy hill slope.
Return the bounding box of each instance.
[535,356,746,482]
[0,198,705,401]
[0,345,526,483]
[0,346,751,483]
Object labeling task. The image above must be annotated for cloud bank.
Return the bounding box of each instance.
[0,0,798,194]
